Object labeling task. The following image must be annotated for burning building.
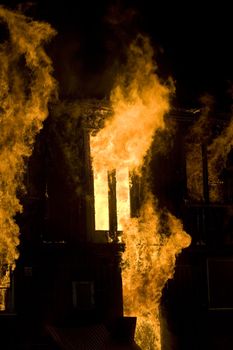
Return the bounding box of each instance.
[0,3,233,350]
[2,93,233,350]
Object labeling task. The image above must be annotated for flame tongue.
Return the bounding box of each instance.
[91,35,191,349]
[0,6,56,310]
[122,197,191,350]
[91,36,170,173]
[91,36,171,236]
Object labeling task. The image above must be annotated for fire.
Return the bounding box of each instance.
[91,35,191,349]
[91,36,170,173]
[0,6,56,310]
[93,167,109,230]
[122,197,191,349]
[116,167,130,231]
[90,35,171,234]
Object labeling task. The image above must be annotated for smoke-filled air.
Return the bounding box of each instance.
[0,6,56,310]
[91,35,191,350]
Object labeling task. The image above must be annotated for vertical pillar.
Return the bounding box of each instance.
[108,170,117,241]
[202,143,209,204]
[84,129,95,241]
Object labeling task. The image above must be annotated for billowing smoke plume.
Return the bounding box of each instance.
[91,35,191,350]
[0,6,56,309]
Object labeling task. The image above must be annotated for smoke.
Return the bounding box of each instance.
[49,2,144,99]
[0,6,56,309]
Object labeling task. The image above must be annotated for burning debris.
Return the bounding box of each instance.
[0,6,56,310]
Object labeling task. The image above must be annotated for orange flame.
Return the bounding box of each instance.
[0,6,56,310]
[91,35,191,349]
[122,196,191,349]
[90,35,171,232]
[91,36,171,173]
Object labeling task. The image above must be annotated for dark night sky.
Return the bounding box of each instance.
[1,0,232,110]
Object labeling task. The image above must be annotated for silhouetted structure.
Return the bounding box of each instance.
[1,103,233,349]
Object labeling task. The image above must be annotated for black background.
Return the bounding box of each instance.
[1,0,232,109]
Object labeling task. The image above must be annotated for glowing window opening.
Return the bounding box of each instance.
[93,168,109,231]
[92,166,130,234]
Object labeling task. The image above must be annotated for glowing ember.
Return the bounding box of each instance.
[91,35,191,349]
[0,6,56,310]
